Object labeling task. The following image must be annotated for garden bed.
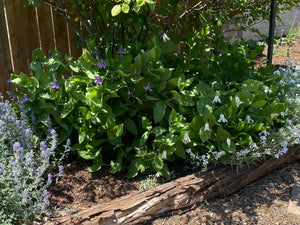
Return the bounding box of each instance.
[42,36,300,225]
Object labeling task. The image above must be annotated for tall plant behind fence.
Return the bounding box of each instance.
[0,0,82,99]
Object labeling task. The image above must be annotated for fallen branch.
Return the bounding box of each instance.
[46,145,300,225]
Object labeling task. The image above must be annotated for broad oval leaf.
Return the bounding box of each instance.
[111,5,122,16]
[154,101,166,123]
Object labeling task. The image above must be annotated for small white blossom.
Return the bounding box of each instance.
[212,95,221,103]
[264,86,272,94]
[246,115,254,123]
[162,33,170,42]
[183,132,191,144]
[260,130,270,136]
[235,97,243,106]
[161,150,167,159]
[217,114,227,123]
[226,138,231,148]
[204,123,210,131]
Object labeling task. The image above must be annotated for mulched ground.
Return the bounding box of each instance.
[46,35,300,225]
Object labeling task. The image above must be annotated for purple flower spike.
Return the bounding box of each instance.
[118,47,126,54]
[94,76,104,86]
[144,83,153,92]
[50,83,59,89]
[97,60,106,69]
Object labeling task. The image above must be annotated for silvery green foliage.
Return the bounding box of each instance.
[0,100,70,224]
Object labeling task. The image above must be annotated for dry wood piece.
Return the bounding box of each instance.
[46,145,300,225]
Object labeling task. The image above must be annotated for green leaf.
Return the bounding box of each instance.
[61,101,74,118]
[199,128,212,143]
[124,118,138,135]
[174,142,186,159]
[197,97,213,117]
[79,132,86,144]
[122,3,130,13]
[172,90,195,106]
[78,150,95,160]
[136,0,145,7]
[139,131,150,146]
[111,4,122,16]
[88,161,102,172]
[241,80,259,92]
[160,134,177,146]
[154,101,166,124]
[81,49,92,63]
[125,158,145,178]
[250,100,267,108]
[216,127,230,142]
[153,155,164,170]
[236,91,255,107]
[149,46,161,62]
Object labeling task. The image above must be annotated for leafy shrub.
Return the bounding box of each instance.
[0,100,70,224]
[10,37,292,178]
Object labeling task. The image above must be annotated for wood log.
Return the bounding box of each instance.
[46,145,300,225]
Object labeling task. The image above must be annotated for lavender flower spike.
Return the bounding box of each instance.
[144,83,153,92]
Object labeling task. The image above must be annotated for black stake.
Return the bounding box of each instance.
[267,0,277,65]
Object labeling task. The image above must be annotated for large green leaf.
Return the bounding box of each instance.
[61,101,74,118]
[111,4,122,16]
[197,97,213,117]
[124,118,138,135]
[154,101,166,123]
[149,46,161,62]
[199,128,212,143]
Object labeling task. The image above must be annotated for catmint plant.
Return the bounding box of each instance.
[0,100,70,224]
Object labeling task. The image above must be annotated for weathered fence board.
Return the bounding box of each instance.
[0,0,82,99]
[0,1,12,98]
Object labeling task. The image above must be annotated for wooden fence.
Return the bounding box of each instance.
[0,0,82,99]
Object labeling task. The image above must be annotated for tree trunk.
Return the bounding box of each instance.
[46,145,300,225]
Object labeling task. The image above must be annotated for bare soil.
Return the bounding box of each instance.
[47,36,300,225]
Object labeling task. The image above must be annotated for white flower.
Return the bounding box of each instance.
[155,172,160,178]
[212,95,221,103]
[186,148,192,154]
[217,114,227,123]
[162,33,170,42]
[161,150,167,159]
[235,97,243,106]
[246,115,254,123]
[264,86,272,94]
[279,80,285,85]
[183,132,191,144]
[226,138,231,148]
[260,130,270,136]
[204,123,210,131]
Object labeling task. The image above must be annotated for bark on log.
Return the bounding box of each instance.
[46,145,300,225]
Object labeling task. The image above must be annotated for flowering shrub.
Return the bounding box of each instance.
[0,100,70,224]
[10,37,294,179]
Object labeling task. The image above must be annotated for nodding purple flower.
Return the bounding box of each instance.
[20,95,32,104]
[36,56,39,62]
[48,50,52,58]
[7,78,12,83]
[118,47,126,54]
[144,83,153,92]
[134,70,138,78]
[128,91,131,99]
[97,60,106,69]
[50,82,59,90]
[94,76,104,86]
